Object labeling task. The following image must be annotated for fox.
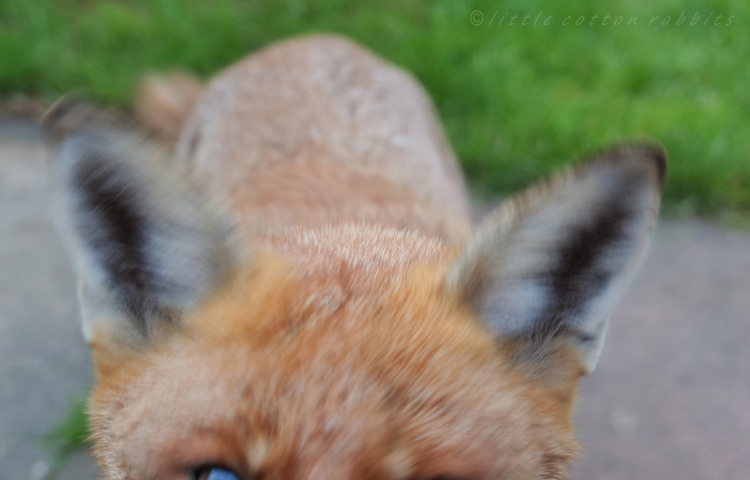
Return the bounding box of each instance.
[46,35,665,480]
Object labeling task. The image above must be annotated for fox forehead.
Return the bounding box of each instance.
[90,225,578,479]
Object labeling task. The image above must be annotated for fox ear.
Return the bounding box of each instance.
[446,144,666,373]
[51,128,235,348]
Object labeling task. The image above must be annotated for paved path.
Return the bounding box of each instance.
[1,121,748,479]
[0,122,97,480]
[573,219,750,479]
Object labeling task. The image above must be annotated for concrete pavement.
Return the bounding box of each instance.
[0,122,96,480]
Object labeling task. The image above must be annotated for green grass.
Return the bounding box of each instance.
[42,394,92,471]
[2,0,749,214]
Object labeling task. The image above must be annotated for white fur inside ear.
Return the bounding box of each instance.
[577,313,610,373]
[446,144,665,373]
[52,129,237,344]
[77,281,141,345]
[479,278,551,336]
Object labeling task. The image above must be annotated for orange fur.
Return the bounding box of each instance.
[135,72,203,145]
[53,34,665,480]
[91,247,580,479]
[173,35,471,240]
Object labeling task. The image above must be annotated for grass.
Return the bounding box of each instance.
[41,394,92,471]
[1,0,749,214]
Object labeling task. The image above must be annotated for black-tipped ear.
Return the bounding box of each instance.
[52,129,235,344]
[445,144,666,372]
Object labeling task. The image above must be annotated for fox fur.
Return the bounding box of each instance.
[47,35,666,480]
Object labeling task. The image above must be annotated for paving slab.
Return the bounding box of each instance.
[572,218,750,480]
[0,122,95,480]
[0,121,748,479]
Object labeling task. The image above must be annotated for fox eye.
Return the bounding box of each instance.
[193,466,242,480]
[423,477,466,480]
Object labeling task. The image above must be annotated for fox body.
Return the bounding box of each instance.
[49,36,665,480]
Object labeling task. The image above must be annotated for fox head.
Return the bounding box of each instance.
[50,126,665,480]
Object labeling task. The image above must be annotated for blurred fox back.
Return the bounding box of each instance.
[139,35,471,241]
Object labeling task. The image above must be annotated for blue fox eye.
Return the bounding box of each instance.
[193,466,241,480]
